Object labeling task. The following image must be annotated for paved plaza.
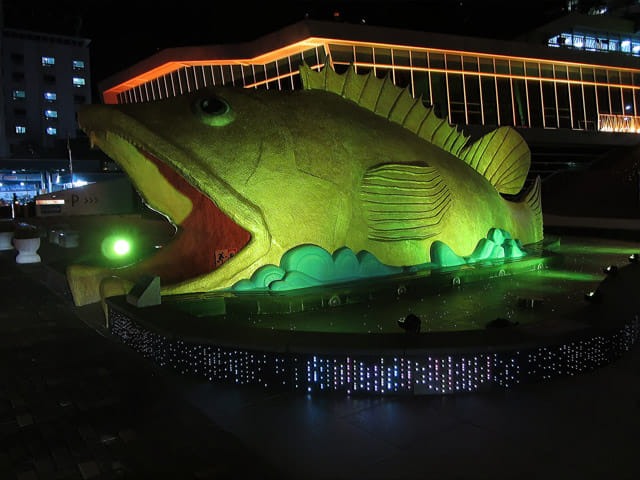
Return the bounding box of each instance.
[0,250,280,479]
[1,229,640,479]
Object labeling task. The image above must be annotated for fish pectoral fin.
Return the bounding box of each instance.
[359,163,452,242]
[458,126,531,195]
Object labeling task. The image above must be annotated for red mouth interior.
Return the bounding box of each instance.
[121,150,251,285]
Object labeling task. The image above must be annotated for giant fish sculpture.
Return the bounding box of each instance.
[68,62,542,306]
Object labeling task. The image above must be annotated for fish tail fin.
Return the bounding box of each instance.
[521,175,543,242]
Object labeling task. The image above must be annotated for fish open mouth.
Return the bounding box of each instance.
[67,102,274,307]
[89,129,251,285]
[137,150,250,284]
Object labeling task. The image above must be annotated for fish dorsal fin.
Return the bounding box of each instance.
[300,62,532,195]
[359,162,452,242]
[458,127,531,195]
[299,62,469,158]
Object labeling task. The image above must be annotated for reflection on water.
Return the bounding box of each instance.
[170,235,639,334]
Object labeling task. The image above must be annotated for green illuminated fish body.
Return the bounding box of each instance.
[69,62,542,306]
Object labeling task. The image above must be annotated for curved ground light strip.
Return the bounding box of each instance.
[108,307,639,395]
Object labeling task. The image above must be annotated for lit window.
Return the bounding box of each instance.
[44,92,57,101]
[42,56,55,66]
[73,77,85,87]
[12,90,26,100]
[15,126,26,134]
[547,36,560,47]
[46,127,57,135]
[621,40,631,53]
[45,110,58,118]
[72,60,85,69]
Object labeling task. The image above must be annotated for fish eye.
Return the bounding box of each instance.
[200,97,227,115]
[192,95,234,126]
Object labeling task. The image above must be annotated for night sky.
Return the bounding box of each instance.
[3,1,569,96]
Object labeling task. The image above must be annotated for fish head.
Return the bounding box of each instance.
[71,87,287,305]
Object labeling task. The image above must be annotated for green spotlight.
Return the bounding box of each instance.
[113,239,130,256]
[101,235,134,261]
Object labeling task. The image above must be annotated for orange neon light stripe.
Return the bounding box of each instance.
[332,61,640,90]
[103,36,640,104]
[103,39,326,103]
[244,70,299,89]
[324,38,640,73]
[242,63,324,89]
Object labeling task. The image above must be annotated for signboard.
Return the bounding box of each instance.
[35,177,136,216]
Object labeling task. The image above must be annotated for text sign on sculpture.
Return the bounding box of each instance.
[67,62,542,306]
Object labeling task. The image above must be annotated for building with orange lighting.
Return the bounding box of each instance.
[99,19,640,179]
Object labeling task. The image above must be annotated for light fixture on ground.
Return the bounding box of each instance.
[517,297,543,310]
[398,313,421,333]
[584,290,602,303]
[486,318,519,328]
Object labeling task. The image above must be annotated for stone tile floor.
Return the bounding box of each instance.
[0,251,280,479]
[3,231,640,479]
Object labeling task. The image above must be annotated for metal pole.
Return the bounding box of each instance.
[67,136,73,187]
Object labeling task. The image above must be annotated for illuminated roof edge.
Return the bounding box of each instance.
[99,19,640,101]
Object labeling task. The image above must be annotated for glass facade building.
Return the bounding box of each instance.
[102,22,640,135]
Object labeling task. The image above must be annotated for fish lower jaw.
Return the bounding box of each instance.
[161,243,267,295]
